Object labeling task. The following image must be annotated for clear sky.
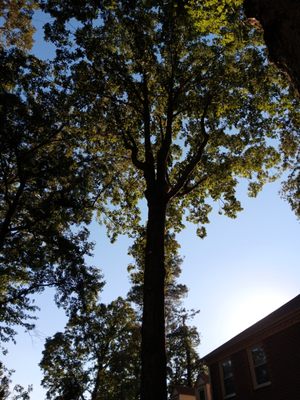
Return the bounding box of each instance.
[3,10,300,400]
[5,179,299,400]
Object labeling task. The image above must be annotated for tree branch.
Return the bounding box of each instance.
[92,61,144,106]
[114,109,146,172]
[174,53,221,100]
[177,175,208,197]
[157,68,175,188]
[120,128,146,171]
[24,123,67,156]
[0,281,54,307]
[167,100,210,200]
[142,74,155,182]
[90,178,114,208]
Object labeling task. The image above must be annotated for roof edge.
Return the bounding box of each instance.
[202,294,300,363]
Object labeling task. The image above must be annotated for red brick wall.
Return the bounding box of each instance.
[208,322,300,400]
[208,363,221,400]
[266,323,300,399]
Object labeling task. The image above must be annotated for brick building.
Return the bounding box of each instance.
[199,294,300,400]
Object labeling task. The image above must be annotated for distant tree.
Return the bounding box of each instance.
[40,297,140,400]
[166,308,201,391]
[41,1,300,398]
[0,362,10,400]
[0,361,32,400]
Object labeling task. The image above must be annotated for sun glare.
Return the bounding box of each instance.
[225,289,291,340]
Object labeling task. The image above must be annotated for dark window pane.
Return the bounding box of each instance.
[255,364,270,385]
[221,359,235,396]
[199,388,206,400]
[222,360,233,379]
[224,376,235,396]
[251,347,267,366]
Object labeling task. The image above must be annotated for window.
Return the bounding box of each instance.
[198,387,206,400]
[249,345,271,388]
[220,359,236,398]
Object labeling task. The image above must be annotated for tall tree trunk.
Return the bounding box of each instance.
[141,194,168,400]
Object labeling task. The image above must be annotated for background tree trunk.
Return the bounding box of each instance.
[244,0,300,95]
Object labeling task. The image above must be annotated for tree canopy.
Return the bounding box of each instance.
[0,1,108,346]
[41,0,298,237]
[0,46,107,343]
[1,0,299,398]
[40,297,140,400]
[0,0,38,51]
[40,1,299,398]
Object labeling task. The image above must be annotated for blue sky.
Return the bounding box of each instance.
[5,179,299,400]
[3,10,300,400]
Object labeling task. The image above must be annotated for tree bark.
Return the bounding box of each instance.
[141,191,168,400]
[244,0,300,96]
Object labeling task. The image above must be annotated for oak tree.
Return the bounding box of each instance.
[41,1,299,398]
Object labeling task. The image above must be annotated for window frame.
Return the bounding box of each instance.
[219,358,236,399]
[248,344,271,389]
